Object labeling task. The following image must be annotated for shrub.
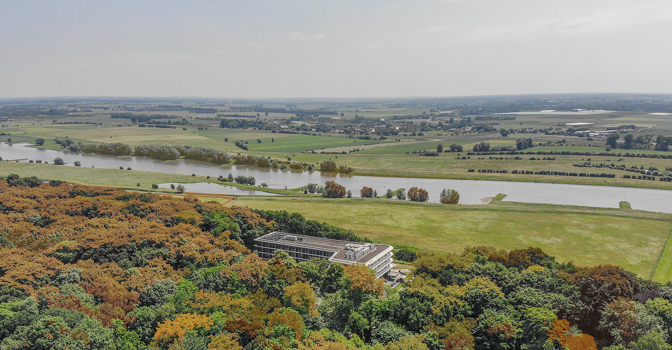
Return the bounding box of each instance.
[394,249,417,262]
[440,189,460,204]
[306,183,318,194]
[234,140,249,150]
[449,143,464,152]
[320,160,338,172]
[360,186,374,198]
[407,187,428,202]
[323,181,346,198]
[338,165,353,174]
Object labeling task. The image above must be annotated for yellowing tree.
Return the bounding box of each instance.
[208,333,243,350]
[223,254,267,286]
[343,264,384,297]
[153,313,213,343]
[298,331,354,350]
[284,282,319,317]
[188,291,251,319]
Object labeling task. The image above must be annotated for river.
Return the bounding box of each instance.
[1,142,671,213]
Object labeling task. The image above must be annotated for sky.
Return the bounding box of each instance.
[1,0,672,99]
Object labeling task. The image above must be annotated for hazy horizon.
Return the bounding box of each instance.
[2,0,671,99]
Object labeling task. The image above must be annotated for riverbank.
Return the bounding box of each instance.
[13,140,672,191]
[0,162,300,196]
[0,143,672,190]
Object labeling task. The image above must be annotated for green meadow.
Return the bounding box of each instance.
[228,196,672,280]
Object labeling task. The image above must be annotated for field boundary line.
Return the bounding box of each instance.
[651,225,672,282]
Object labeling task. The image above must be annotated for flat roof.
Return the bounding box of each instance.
[254,231,393,264]
[330,244,391,264]
[255,231,348,251]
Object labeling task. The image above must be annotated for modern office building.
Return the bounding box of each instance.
[254,231,394,279]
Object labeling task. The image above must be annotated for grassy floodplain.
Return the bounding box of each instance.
[228,196,672,280]
[4,109,672,190]
[0,161,295,196]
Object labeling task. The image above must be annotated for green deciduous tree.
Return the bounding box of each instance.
[606,134,620,148]
[472,142,491,152]
[623,134,634,149]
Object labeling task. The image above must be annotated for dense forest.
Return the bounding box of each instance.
[1,178,672,349]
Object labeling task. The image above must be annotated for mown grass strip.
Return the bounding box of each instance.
[492,193,507,201]
[652,227,672,282]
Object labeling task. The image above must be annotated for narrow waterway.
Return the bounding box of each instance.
[2,142,671,212]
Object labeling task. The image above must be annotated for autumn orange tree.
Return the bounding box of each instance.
[407,187,429,202]
[548,319,597,350]
[153,313,214,346]
[342,264,385,303]
[323,181,346,198]
[2,177,667,350]
[360,186,374,198]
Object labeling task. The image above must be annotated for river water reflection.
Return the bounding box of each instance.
[2,142,671,213]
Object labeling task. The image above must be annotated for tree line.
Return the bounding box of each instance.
[606,134,672,151]
[306,181,460,204]
[469,168,618,178]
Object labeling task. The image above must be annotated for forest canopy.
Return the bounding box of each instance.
[0,178,671,349]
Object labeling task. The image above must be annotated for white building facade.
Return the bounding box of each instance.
[254,232,394,279]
